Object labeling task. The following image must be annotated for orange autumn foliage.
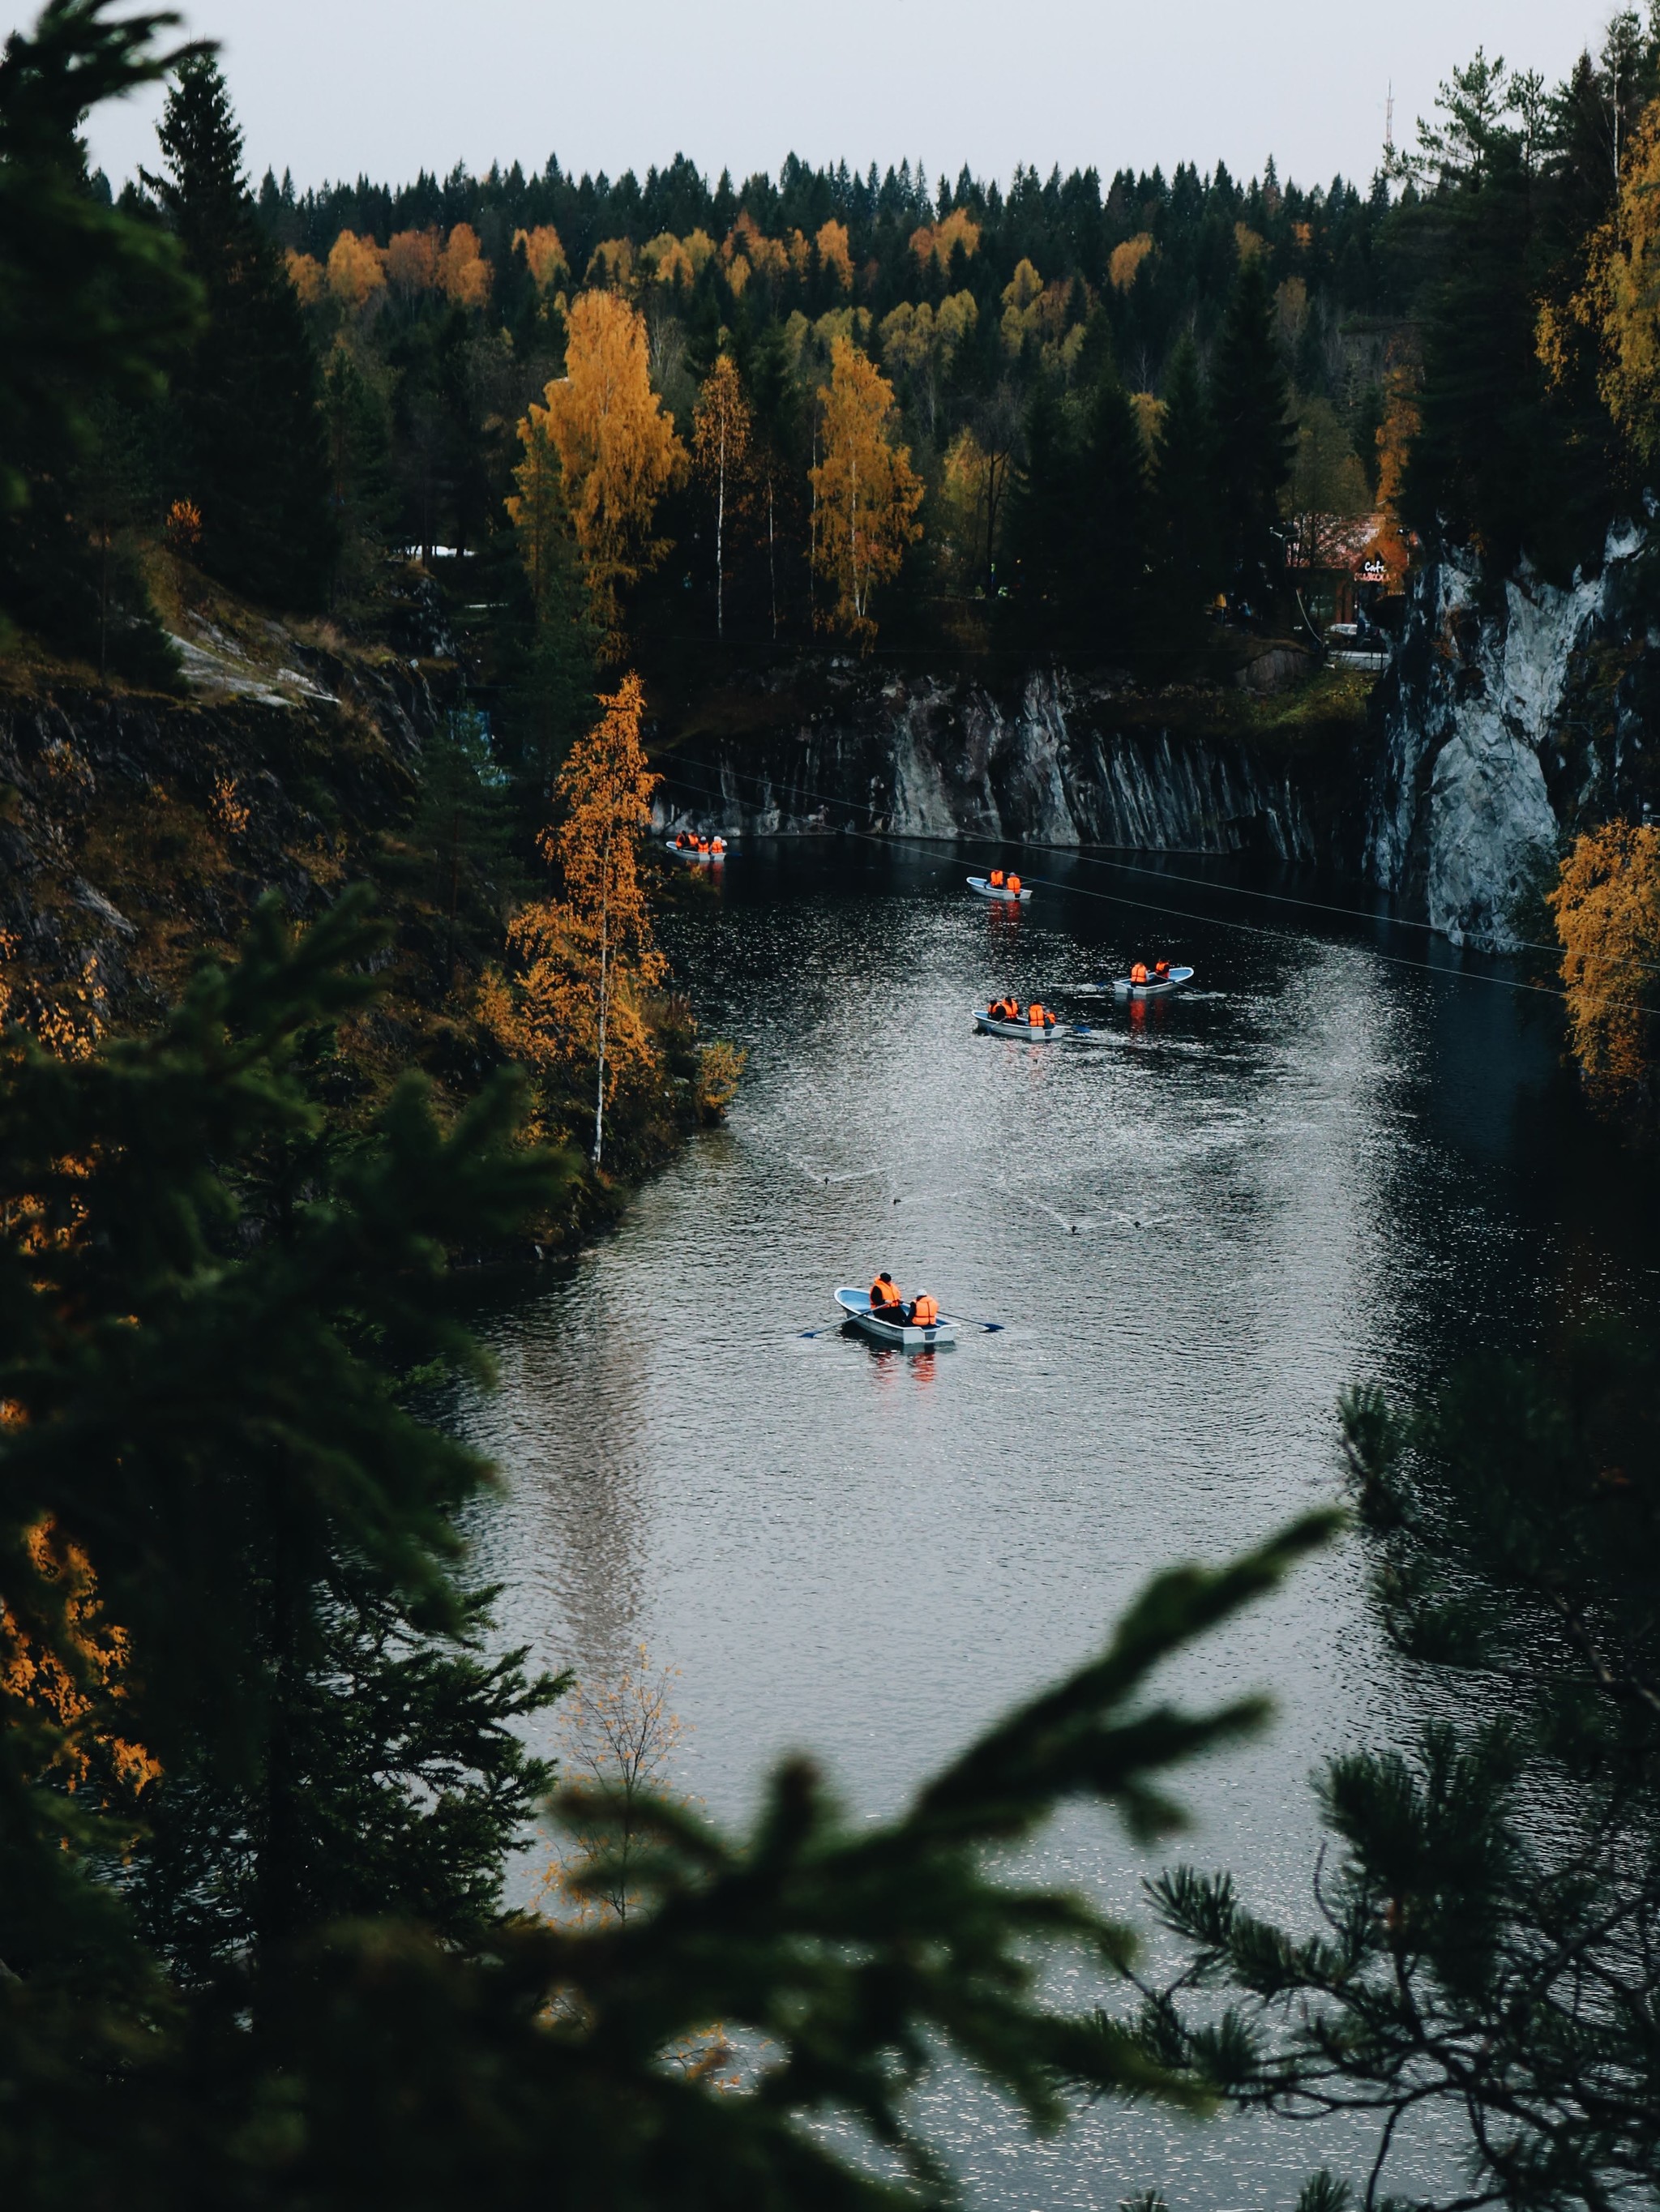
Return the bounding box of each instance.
[387,227,441,290]
[520,290,686,648]
[809,336,923,645]
[1548,820,1660,1099]
[326,229,387,309]
[285,248,324,306]
[815,219,854,293]
[1,1518,160,1801]
[436,222,491,307]
[910,205,981,272]
[480,674,665,1140]
[513,223,568,290]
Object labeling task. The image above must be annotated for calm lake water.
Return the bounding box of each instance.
[456,839,1660,2210]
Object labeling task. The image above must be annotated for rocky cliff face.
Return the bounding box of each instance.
[656,668,1334,864]
[1365,521,1656,949]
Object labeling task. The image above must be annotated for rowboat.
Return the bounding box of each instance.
[835,1287,957,1349]
[974,1008,1067,1041]
[968,876,1032,903]
[665,837,729,862]
[1111,965,1195,999]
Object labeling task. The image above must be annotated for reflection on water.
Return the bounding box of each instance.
[456,841,1660,2209]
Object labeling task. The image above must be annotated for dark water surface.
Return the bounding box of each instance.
[458,841,1660,2210]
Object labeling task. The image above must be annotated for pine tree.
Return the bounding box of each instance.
[147,53,336,607]
[1209,254,1294,617]
[1139,1327,1660,2212]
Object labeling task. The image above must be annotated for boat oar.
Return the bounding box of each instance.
[942,1312,1005,1333]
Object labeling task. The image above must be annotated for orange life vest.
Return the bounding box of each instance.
[1131,963,1149,984]
[1154,960,1170,978]
[990,869,1005,888]
[1026,1003,1045,1025]
[911,1294,939,1327]
[1007,873,1021,894]
[712,836,725,854]
[871,1274,900,1309]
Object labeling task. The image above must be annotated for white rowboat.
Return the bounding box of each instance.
[835,1287,957,1350]
[974,1009,1065,1041]
[967,876,1032,903]
[665,838,729,862]
[1111,965,1196,999]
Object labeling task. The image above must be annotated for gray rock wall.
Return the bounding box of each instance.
[1365,522,1648,949]
[654,669,1324,863]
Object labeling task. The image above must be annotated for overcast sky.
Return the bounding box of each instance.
[62,0,1619,200]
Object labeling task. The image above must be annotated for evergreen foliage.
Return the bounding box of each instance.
[1127,1328,1660,2212]
[0,886,572,1995]
[0,0,199,666]
[146,53,335,606]
[1210,255,1294,614]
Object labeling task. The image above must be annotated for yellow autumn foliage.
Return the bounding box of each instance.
[436,223,491,307]
[521,290,687,649]
[285,249,325,306]
[1548,819,1660,1099]
[809,336,923,645]
[1109,233,1156,290]
[387,228,440,290]
[816,218,854,292]
[910,206,981,272]
[1551,98,1660,459]
[514,224,569,290]
[326,229,387,309]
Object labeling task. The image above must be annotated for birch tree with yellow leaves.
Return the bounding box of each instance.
[691,353,752,639]
[519,291,686,652]
[808,336,923,646]
[481,674,665,1166]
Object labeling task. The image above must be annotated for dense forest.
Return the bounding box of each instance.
[4,3,1660,2209]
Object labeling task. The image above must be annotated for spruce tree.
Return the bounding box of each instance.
[147,53,335,607]
[1072,369,1149,661]
[1005,379,1080,647]
[1209,254,1294,618]
[0,889,571,1993]
[1149,333,1221,659]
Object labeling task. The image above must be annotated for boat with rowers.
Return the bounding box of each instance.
[835,1281,956,1349]
[666,831,729,862]
[974,997,1068,1040]
[1112,961,1195,999]
[968,869,1031,903]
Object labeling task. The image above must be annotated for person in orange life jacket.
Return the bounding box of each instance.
[1153,960,1170,979]
[711,836,725,854]
[989,868,1005,888]
[1130,962,1149,984]
[909,1292,939,1328]
[1025,1003,1055,1028]
[1006,872,1021,895]
[869,1271,904,1320]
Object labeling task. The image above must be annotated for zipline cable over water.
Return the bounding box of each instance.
[654,753,1660,1020]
